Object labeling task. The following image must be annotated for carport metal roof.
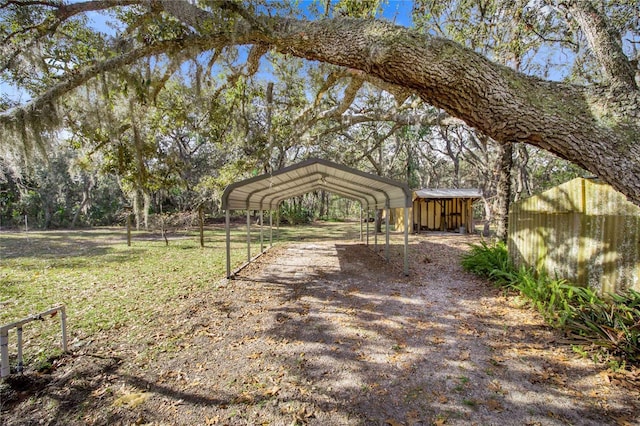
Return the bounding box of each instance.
[414,188,482,199]
[222,158,412,211]
[222,158,412,279]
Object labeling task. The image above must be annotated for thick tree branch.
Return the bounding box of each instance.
[561,0,637,90]
[241,15,640,204]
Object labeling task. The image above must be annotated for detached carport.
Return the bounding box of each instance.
[221,158,412,278]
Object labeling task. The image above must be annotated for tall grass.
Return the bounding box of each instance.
[461,241,640,365]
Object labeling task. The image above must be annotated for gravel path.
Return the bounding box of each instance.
[230,238,639,425]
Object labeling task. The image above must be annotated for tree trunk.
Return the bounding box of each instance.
[199,205,205,248]
[513,144,531,202]
[132,191,141,231]
[375,209,383,233]
[562,1,637,91]
[143,191,151,230]
[481,197,491,237]
[495,142,513,243]
[71,175,95,228]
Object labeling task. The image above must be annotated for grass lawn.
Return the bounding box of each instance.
[0,221,362,367]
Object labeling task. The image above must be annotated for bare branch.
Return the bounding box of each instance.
[313,69,348,107]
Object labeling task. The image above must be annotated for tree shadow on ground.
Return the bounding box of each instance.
[229,238,638,425]
[0,230,145,264]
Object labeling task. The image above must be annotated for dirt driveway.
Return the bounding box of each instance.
[2,234,639,425]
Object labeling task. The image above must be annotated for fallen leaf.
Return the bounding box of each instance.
[112,391,150,409]
[486,398,504,412]
[614,415,634,426]
[488,380,507,395]
[406,410,420,424]
[264,386,280,397]
[385,419,403,426]
[434,415,447,426]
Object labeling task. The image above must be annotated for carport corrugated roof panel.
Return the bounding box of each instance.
[414,188,483,199]
[222,158,412,210]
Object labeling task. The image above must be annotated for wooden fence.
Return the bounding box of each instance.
[508,177,640,295]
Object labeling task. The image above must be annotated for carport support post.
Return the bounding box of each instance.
[246,210,251,262]
[366,209,369,246]
[385,206,390,262]
[359,207,363,241]
[225,209,231,278]
[374,210,378,249]
[404,207,409,276]
[259,209,264,253]
[276,202,280,242]
[269,211,273,247]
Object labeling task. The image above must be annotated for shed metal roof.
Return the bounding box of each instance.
[222,158,412,210]
[414,188,482,199]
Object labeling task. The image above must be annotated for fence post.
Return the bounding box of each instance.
[60,307,68,352]
[1,329,9,377]
[1,306,68,378]
[16,327,24,372]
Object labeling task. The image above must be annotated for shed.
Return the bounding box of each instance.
[394,188,481,233]
[508,177,640,294]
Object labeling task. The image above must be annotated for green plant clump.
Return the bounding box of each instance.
[461,241,640,366]
[460,241,512,286]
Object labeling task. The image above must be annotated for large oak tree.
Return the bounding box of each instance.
[1,0,639,204]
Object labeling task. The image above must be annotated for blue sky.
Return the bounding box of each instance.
[380,0,414,26]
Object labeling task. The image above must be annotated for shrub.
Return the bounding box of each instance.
[564,289,640,364]
[279,204,312,225]
[461,241,640,366]
[461,241,513,287]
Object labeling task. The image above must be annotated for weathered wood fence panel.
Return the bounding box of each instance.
[508,178,640,294]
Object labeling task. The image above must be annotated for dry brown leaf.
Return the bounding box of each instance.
[614,415,634,426]
[488,380,508,395]
[205,416,219,425]
[434,416,447,426]
[112,391,150,409]
[486,398,504,412]
[599,371,611,383]
[406,410,420,424]
[385,419,404,426]
[233,392,254,404]
[264,386,281,397]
